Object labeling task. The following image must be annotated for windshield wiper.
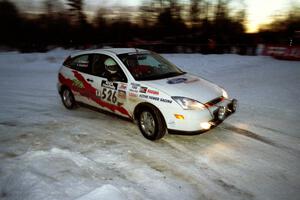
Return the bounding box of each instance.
[137,71,186,81]
[162,71,186,78]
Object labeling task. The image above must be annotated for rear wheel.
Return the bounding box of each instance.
[61,88,76,109]
[138,107,166,140]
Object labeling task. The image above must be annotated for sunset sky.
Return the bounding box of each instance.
[244,0,294,33]
[13,0,298,33]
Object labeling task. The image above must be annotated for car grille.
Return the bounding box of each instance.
[205,96,224,107]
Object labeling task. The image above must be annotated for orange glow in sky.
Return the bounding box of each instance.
[245,0,292,33]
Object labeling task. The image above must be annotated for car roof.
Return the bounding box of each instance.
[70,48,149,57]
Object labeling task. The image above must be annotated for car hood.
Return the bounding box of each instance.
[141,73,223,103]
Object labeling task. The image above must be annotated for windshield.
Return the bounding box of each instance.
[118,52,185,81]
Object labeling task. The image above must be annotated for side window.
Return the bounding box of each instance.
[139,55,159,67]
[90,54,107,77]
[69,54,91,74]
[91,54,127,83]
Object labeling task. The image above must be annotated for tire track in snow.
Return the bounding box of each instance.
[221,123,300,158]
[0,121,18,127]
[221,124,275,146]
[131,138,255,200]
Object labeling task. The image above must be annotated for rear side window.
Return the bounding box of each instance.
[63,56,72,66]
[65,54,91,74]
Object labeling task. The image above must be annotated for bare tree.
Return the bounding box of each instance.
[66,0,86,26]
[0,0,22,46]
[190,0,203,27]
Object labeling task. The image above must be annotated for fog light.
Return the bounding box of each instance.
[218,106,226,120]
[231,99,238,112]
[200,122,211,130]
[174,114,185,120]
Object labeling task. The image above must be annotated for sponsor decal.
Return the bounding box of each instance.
[129,89,138,93]
[160,98,172,103]
[117,90,126,106]
[119,83,127,90]
[147,89,159,95]
[139,87,147,93]
[117,90,126,99]
[101,80,118,90]
[59,72,131,118]
[149,96,159,101]
[139,94,148,99]
[139,94,172,104]
[129,92,138,97]
[129,92,139,102]
[72,79,84,89]
[167,78,187,84]
[132,85,138,90]
[131,83,140,89]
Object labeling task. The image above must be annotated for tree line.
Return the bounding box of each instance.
[0,0,299,53]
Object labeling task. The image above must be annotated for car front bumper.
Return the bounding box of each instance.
[209,98,237,125]
[167,98,237,134]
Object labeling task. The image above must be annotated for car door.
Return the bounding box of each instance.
[89,54,131,118]
[67,54,95,104]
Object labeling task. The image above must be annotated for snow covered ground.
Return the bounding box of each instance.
[0,49,299,200]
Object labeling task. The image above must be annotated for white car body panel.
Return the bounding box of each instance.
[58,48,235,133]
[141,73,223,104]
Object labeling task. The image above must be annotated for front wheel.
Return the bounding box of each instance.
[138,107,166,140]
[61,88,76,109]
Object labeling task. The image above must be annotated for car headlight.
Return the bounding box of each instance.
[222,89,229,99]
[171,96,205,110]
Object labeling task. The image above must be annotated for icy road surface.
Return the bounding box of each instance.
[0,49,299,200]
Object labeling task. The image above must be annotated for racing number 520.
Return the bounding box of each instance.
[102,88,117,103]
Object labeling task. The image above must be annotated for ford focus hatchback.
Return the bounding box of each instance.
[57,48,237,140]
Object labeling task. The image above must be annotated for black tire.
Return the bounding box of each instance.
[61,87,76,109]
[138,106,166,140]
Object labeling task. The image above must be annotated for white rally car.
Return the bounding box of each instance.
[57,48,237,140]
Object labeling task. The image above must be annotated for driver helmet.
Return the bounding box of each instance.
[104,58,118,74]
